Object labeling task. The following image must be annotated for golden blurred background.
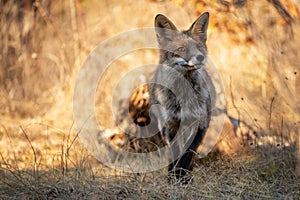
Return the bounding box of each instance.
[0,0,299,198]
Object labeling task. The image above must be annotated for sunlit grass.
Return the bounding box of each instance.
[0,0,299,199]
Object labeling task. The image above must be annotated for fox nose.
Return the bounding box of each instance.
[196,54,204,62]
[187,54,205,66]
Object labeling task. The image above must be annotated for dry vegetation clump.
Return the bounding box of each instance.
[0,0,78,118]
[0,0,300,199]
[1,146,299,198]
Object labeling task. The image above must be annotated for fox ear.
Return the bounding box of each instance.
[155,14,178,42]
[188,12,209,43]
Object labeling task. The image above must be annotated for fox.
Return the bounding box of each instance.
[149,12,216,182]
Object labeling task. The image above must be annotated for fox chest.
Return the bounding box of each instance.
[153,80,210,124]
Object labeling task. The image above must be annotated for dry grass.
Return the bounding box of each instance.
[1,138,299,199]
[1,0,300,199]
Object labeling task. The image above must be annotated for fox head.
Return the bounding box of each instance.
[154,13,209,71]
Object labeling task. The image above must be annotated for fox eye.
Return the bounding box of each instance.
[177,47,186,52]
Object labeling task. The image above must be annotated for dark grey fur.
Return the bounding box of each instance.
[149,12,216,182]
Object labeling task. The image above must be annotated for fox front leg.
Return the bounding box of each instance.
[162,117,180,145]
[168,127,207,184]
